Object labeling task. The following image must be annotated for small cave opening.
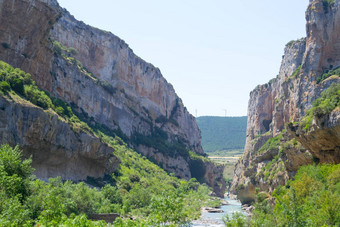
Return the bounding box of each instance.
[262,119,272,132]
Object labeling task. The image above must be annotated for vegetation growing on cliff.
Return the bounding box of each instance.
[224,163,340,226]
[316,66,340,84]
[0,61,220,225]
[323,0,335,13]
[290,65,301,79]
[300,82,340,131]
[257,134,282,155]
[285,38,305,48]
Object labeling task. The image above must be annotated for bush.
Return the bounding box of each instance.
[291,65,301,78]
[0,81,10,93]
[24,85,52,109]
[10,78,24,95]
[223,212,248,227]
[52,41,63,55]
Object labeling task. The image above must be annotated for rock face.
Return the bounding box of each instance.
[288,109,340,164]
[0,0,225,195]
[0,95,119,181]
[231,0,340,204]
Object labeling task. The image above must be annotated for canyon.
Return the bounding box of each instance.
[0,0,225,196]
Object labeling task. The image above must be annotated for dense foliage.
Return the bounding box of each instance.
[0,144,219,226]
[0,144,107,226]
[224,163,340,226]
[0,61,220,225]
[196,116,247,152]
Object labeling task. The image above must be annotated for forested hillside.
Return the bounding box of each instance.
[196,116,247,153]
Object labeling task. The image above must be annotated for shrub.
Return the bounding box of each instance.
[24,85,52,109]
[52,41,63,55]
[10,78,25,95]
[291,65,301,78]
[223,212,248,227]
[0,81,10,93]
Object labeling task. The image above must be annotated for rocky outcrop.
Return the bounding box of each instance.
[231,0,340,204]
[288,108,340,164]
[0,95,119,181]
[0,0,225,195]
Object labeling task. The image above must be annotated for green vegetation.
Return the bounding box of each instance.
[300,83,340,131]
[52,41,118,94]
[0,61,220,225]
[224,163,340,226]
[206,149,243,158]
[257,134,282,155]
[131,129,188,158]
[285,38,305,48]
[0,60,51,108]
[196,116,247,153]
[52,41,96,80]
[323,0,335,12]
[290,65,301,78]
[258,155,285,183]
[0,144,107,226]
[0,143,219,226]
[0,60,92,133]
[316,66,340,84]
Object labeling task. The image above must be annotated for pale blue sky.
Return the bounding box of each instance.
[57,0,309,117]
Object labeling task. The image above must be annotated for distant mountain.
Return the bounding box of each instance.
[196,116,247,153]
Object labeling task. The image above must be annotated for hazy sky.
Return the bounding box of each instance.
[57,0,309,117]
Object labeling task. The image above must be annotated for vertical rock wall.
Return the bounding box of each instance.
[231,0,340,203]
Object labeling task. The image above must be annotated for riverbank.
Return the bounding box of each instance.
[192,197,247,226]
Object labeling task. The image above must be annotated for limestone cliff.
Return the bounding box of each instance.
[0,0,225,195]
[231,0,340,204]
[0,94,119,181]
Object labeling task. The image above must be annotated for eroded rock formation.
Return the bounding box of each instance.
[231,0,340,204]
[0,0,225,195]
[0,95,119,181]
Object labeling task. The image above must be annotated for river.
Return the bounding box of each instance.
[191,197,246,226]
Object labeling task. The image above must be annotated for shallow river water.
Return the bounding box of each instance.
[191,197,246,226]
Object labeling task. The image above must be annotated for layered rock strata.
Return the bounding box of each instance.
[0,95,119,181]
[231,0,340,203]
[0,0,225,195]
